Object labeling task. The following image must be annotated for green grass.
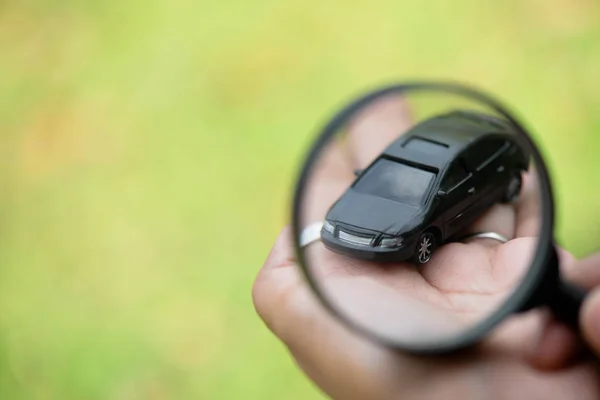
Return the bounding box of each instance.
[0,0,599,398]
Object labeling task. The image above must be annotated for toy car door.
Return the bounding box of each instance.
[464,136,511,209]
[438,158,478,238]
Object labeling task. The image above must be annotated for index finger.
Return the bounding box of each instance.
[346,95,413,169]
[300,139,355,226]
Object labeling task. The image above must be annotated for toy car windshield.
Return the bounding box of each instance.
[353,159,435,207]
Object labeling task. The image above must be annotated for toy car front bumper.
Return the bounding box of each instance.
[320,229,416,263]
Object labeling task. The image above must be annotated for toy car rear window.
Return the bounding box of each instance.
[353,159,436,206]
[403,138,448,155]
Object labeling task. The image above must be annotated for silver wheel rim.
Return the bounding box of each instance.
[418,234,433,263]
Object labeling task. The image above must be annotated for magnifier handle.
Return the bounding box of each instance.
[548,279,587,330]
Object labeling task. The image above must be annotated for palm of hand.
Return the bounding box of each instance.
[310,235,534,325]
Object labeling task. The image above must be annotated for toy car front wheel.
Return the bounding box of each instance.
[413,231,436,265]
[503,171,522,203]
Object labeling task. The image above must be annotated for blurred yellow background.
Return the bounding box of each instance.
[1,0,599,398]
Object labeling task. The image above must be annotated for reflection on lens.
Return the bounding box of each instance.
[297,89,544,347]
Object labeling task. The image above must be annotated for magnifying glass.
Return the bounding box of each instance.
[291,82,587,355]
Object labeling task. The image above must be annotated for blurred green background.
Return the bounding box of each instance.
[1,0,599,398]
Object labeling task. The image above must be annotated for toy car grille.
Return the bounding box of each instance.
[337,229,373,246]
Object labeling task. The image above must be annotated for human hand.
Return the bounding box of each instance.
[253,97,600,399]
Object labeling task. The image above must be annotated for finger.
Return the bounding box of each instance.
[301,138,355,225]
[563,251,600,290]
[252,228,426,399]
[526,249,581,370]
[462,203,516,247]
[527,318,581,370]
[485,309,546,358]
[459,170,539,246]
[580,287,600,357]
[514,171,542,238]
[346,95,413,169]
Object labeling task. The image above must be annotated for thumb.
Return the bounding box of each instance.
[580,287,600,354]
[252,227,423,400]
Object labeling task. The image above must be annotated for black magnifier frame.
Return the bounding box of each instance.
[291,81,584,355]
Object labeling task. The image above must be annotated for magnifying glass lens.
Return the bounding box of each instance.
[295,86,547,351]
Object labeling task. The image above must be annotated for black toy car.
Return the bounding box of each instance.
[321,110,529,265]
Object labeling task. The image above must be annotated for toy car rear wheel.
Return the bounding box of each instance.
[503,171,522,203]
[413,231,436,265]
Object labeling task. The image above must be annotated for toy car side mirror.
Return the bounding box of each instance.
[437,189,447,198]
[354,169,363,177]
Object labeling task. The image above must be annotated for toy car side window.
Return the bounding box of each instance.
[441,160,469,191]
[467,138,508,170]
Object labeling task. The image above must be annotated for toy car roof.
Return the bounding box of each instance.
[381,110,515,170]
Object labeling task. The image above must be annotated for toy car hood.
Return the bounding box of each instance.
[326,190,420,235]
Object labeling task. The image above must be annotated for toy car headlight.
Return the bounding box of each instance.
[380,236,403,248]
[323,220,335,234]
